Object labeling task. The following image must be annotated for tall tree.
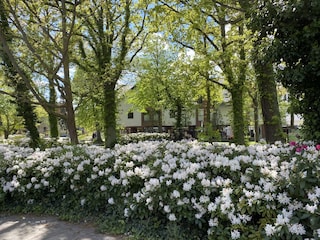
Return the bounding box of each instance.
[239,0,284,143]
[76,0,149,148]
[72,67,104,143]
[247,0,320,142]
[128,34,174,132]
[273,0,320,142]
[0,0,80,144]
[0,1,40,148]
[158,0,251,144]
[129,34,199,139]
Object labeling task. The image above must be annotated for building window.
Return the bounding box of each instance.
[128,112,134,119]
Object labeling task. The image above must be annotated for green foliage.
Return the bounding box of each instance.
[249,0,320,142]
[0,91,23,138]
[1,141,320,239]
[73,68,103,132]
[155,0,254,144]
[129,33,199,131]
[197,123,221,142]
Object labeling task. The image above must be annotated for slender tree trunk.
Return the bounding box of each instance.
[175,100,183,140]
[4,115,9,139]
[94,122,103,144]
[158,110,163,133]
[104,81,117,148]
[4,130,9,139]
[253,92,260,142]
[49,78,58,138]
[206,82,211,125]
[290,112,294,128]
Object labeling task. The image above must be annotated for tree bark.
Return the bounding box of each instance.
[61,0,78,144]
[254,59,284,143]
[253,92,260,142]
[158,110,163,133]
[104,81,117,148]
[175,100,183,140]
[230,85,245,145]
[205,81,211,132]
[49,78,58,138]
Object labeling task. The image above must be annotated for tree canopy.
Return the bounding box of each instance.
[1,0,318,146]
[249,0,320,142]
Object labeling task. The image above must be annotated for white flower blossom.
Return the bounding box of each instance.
[164,205,171,213]
[171,190,180,198]
[231,230,240,239]
[201,178,211,187]
[305,204,317,213]
[209,218,218,227]
[277,192,291,205]
[265,224,277,236]
[168,213,176,221]
[31,177,37,183]
[108,198,115,205]
[288,223,306,235]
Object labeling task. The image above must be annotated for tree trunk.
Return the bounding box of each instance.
[49,113,58,138]
[15,81,40,148]
[104,81,117,148]
[64,87,79,144]
[61,0,78,144]
[253,92,260,142]
[4,130,9,139]
[228,25,246,145]
[158,110,163,133]
[175,100,183,140]
[220,24,247,145]
[290,112,294,128]
[49,78,58,138]
[205,81,211,126]
[94,122,103,144]
[230,86,245,145]
[254,60,284,143]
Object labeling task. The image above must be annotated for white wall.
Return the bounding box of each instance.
[162,110,176,126]
[118,101,141,127]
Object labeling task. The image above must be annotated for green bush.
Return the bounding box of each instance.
[1,141,320,239]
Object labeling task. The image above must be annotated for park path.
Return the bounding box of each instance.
[0,213,126,240]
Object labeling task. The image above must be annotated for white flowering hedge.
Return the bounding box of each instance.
[118,132,171,144]
[1,141,320,239]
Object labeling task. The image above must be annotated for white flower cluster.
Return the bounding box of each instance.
[1,140,320,239]
[118,132,170,144]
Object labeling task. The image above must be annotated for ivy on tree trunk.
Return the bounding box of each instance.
[254,57,284,143]
[0,4,40,148]
[104,81,117,148]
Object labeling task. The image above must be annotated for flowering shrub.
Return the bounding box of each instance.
[1,140,320,239]
[118,132,170,144]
